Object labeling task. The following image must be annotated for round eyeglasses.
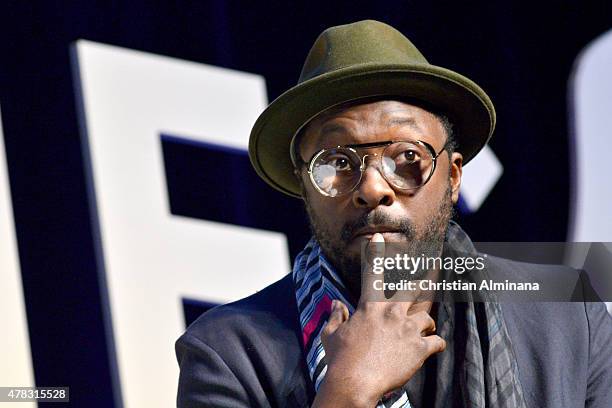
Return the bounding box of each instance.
[301,140,448,197]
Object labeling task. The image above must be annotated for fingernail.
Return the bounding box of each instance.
[331,300,337,310]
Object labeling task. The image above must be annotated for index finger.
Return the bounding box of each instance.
[359,233,387,304]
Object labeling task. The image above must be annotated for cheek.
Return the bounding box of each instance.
[304,189,351,233]
[398,175,450,222]
[425,162,451,202]
[308,196,341,225]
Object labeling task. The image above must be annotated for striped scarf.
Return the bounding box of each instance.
[292,221,527,408]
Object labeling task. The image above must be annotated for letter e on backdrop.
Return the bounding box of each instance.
[72,41,288,408]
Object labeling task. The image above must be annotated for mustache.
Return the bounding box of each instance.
[340,211,416,241]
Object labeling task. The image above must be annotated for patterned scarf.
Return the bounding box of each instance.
[292,221,527,408]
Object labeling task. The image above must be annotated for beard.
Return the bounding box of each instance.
[303,184,455,299]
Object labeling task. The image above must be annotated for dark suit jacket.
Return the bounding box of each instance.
[175,255,612,407]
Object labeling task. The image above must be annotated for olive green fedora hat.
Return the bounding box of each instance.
[249,19,495,198]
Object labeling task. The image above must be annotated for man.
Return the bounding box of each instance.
[176,20,612,407]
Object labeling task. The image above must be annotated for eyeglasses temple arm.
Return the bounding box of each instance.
[433,139,451,159]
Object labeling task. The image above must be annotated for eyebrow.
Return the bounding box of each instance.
[385,116,422,132]
[319,122,349,136]
[318,116,420,136]
[308,115,424,155]
[307,122,349,149]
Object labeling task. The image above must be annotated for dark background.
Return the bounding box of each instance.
[1,1,610,406]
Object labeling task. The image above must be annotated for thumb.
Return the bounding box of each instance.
[323,300,349,337]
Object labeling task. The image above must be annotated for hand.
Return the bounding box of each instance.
[312,233,446,408]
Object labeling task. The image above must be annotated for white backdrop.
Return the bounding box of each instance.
[568,28,612,313]
[73,41,289,408]
[569,28,612,242]
[0,105,36,408]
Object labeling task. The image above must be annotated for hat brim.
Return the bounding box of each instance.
[249,62,495,198]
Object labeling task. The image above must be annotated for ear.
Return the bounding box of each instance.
[449,152,463,204]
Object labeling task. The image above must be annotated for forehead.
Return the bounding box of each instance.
[299,100,445,154]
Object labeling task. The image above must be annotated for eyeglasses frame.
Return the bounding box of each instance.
[300,139,449,197]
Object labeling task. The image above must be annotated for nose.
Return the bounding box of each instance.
[352,163,396,209]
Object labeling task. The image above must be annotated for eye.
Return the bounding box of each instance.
[327,156,351,171]
[398,149,420,164]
